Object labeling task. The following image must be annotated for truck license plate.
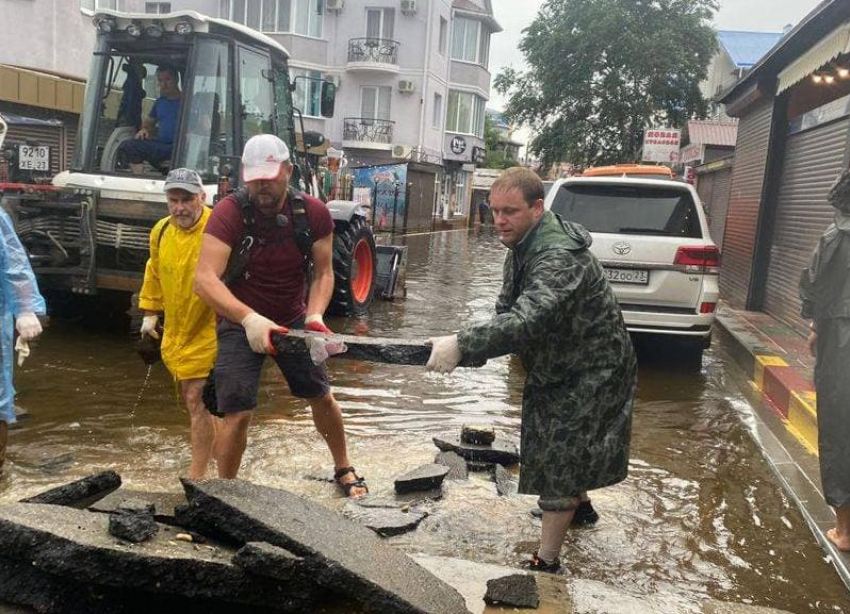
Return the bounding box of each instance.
[605,268,649,285]
[18,145,50,171]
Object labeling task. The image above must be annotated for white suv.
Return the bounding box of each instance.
[544,174,719,361]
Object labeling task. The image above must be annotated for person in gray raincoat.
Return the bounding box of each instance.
[0,207,46,476]
[427,167,637,572]
[800,168,850,552]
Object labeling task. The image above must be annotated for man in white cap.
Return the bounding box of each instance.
[139,168,219,479]
[195,134,367,497]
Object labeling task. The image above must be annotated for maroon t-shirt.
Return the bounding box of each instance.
[205,191,333,326]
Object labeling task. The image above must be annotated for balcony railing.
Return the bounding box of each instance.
[343,118,395,144]
[347,38,400,66]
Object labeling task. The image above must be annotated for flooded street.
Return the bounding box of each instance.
[3,227,849,614]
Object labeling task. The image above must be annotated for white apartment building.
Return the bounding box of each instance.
[1,0,499,217]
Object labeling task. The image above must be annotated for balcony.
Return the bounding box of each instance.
[343,118,395,150]
[346,38,401,73]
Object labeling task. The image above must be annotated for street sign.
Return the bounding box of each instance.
[642,129,680,164]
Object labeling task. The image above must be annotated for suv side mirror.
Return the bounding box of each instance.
[303,131,326,150]
[320,81,336,118]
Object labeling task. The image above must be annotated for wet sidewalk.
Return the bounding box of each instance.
[715,305,850,590]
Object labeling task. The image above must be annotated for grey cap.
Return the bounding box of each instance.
[164,168,204,194]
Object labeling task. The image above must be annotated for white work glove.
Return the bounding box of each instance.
[15,313,42,341]
[15,337,30,367]
[242,312,286,354]
[426,334,461,374]
[140,314,160,339]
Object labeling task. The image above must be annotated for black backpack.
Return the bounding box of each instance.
[221,187,315,286]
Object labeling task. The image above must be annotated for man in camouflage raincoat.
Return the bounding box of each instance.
[427,167,637,572]
[800,168,850,552]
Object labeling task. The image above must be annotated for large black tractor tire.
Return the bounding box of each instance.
[329,216,377,316]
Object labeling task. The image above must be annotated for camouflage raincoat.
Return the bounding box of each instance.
[458,211,637,498]
[799,169,850,508]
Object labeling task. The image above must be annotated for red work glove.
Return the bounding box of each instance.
[305,314,333,335]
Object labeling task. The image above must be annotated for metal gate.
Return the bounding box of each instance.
[720,99,775,309]
[763,117,850,332]
[696,160,733,250]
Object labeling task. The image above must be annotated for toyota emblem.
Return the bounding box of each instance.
[612,242,632,255]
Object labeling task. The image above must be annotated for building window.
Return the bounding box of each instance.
[446,90,485,137]
[439,17,448,56]
[291,68,323,117]
[451,17,482,64]
[145,2,171,13]
[221,0,322,37]
[361,85,392,121]
[81,0,122,10]
[433,92,443,129]
[366,8,395,40]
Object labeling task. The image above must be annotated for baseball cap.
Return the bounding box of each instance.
[242,134,290,183]
[163,168,204,194]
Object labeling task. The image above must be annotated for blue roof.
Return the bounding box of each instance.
[717,30,785,68]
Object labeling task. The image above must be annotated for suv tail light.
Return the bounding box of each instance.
[674,246,720,274]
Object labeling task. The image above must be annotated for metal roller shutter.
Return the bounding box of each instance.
[720,99,774,309]
[708,167,733,251]
[763,118,849,333]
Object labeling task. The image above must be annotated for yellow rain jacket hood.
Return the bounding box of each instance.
[139,207,216,380]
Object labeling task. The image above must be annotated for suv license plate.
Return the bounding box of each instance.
[605,268,649,285]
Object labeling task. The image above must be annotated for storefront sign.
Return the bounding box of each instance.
[679,143,705,165]
[642,128,681,164]
[443,133,484,163]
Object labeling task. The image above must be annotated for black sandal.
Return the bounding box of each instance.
[334,466,369,497]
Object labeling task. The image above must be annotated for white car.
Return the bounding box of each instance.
[544,174,720,361]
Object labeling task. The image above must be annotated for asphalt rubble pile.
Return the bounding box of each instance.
[0,471,474,614]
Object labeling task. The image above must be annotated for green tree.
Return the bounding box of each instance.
[483,114,516,169]
[495,0,718,171]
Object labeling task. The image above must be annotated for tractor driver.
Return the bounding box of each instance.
[119,65,182,174]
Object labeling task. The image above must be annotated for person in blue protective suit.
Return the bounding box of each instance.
[118,65,182,175]
[0,208,46,476]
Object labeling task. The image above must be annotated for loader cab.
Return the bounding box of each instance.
[73,11,335,188]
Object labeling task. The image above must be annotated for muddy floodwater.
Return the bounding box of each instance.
[3,227,849,613]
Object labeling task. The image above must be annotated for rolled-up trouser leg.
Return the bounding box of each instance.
[538,495,581,512]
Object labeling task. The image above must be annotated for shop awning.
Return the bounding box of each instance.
[777,22,850,94]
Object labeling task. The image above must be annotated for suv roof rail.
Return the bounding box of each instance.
[582,164,674,179]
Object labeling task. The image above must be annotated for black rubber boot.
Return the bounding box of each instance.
[521,553,561,574]
[571,500,600,526]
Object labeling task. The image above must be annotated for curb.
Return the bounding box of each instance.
[716,313,818,455]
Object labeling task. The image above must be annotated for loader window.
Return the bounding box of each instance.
[238,47,274,150]
[182,40,234,180]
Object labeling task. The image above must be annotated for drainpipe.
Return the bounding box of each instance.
[417,0,435,154]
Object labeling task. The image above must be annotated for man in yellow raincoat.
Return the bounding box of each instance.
[139,168,218,478]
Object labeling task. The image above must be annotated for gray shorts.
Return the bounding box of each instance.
[214,319,330,414]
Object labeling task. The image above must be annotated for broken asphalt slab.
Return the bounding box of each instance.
[182,478,471,614]
[394,464,450,494]
[344,501,429,537]
[20,471,121,508]
[433,434,519,466]
[272,331,481,367]
[484,574,539,609]
[0,503,315,611]
[434,451,468,480]
[460,426,495,446]
[493,464,518,497]
[90,489,187,524]
[232,542,308,580]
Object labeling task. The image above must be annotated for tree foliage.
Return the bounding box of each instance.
[495,0,718,171]
[483,115,516,169]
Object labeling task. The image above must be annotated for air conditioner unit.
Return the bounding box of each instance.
[398,79,415,93]
[392,144,413,159]
[326,0,344,11]
[400,0,417,14]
